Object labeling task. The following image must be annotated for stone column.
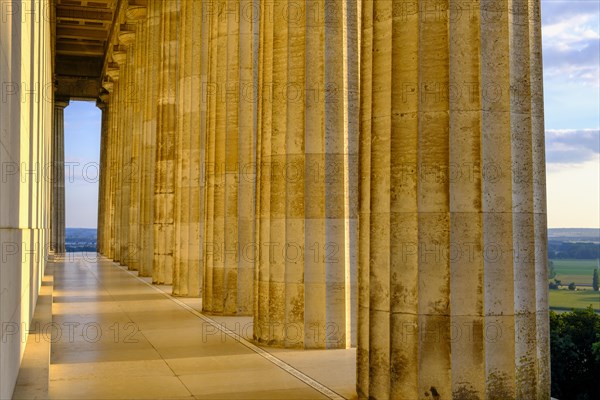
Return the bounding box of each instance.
[202,0,257,313]
[51,98,69,254]
[108,68,122,261]
[253,0,357,348]
[106,81,118,261]
[126,6,148,271]
[173,0,204,297]
[100,80,116,260]
[118,48,133,266]
[153,0,180,284]
[531,0,551,394]
[236,0,259,313]
[357,1,549,398]
[139,0,160,278]
[96,98,109,255]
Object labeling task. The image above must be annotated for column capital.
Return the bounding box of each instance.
[55,98,70,109]
[97,92,110,108]
[102,79,115,92]
[118,24,136,45]
[106,63,121,81]
[126,0,148,21]
[96,100,107,110]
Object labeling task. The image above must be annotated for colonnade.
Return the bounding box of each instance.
[96,0,550,398]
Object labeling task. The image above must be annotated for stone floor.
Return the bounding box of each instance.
[13,255,356,400]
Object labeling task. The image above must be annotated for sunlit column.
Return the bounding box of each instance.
[201,0,257,313]
[235,0,258,314]
[118,48,133,267]
[153,0,180,284]
[100,79,116,259]
[52,98,69,254]
[253,0,358,348]
[357,1,550,398]
[139,0,160,277]
[173,0,204,297]
[125,1,148,271]
[96,97,109,255]
[109,68,122,262]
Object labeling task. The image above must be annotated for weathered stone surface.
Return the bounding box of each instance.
[201,0,257,315]
[253,0,358,349]
[357,0,549,398]
[153,0,180,285]
[173,0,204,297]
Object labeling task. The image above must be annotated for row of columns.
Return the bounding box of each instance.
[96,0,550,397]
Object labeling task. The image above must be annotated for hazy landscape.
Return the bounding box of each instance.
[65,228,97,252]
[548,228,599,311]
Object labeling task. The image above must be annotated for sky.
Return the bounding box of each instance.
[64,0,600,229]
[542,0,599,228]
[64,102,101,229]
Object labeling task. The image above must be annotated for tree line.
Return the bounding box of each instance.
[548,241,600,260]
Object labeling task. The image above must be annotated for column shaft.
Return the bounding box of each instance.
[357,1,550,398]
[139,0,160,277]
[153,0,180,284]
[52,100,69,253]
[126,15,147,271]
[173,0,204,296]
[119,49,133,266]
[101,90,114,259]
[202,0,257,314]
[254,0,358,348]
[112,77,122,261]
[97,100,109,255]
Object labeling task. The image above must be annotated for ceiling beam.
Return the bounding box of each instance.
[56,42,105,57]
[55,75,102,99]
[56,6,113,22]
[57,27,108,40]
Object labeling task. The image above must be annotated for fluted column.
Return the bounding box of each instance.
[357,1,549,398]
[201,0,257,313]
[254,0,358,348]
[51,98,69,254]
[123,2,148,271]
[106,80,118,260]
[153,0,180,284]
[235,0,259,313]
[99,82,116,259]
[118,49,133,266]
[173,0,204,296]
[139,0,160,277]
[110,73,122,261]
[97,98,109,255]
[531,0,551,394]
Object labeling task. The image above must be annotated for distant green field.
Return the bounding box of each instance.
[551,259,599,286]
[549,289,600,311]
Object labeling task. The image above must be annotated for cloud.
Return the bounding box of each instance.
[542,0,600,86]
[546,129,600,164]
[541,0,599,25]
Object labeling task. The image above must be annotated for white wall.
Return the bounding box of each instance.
[0,1,53,397]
